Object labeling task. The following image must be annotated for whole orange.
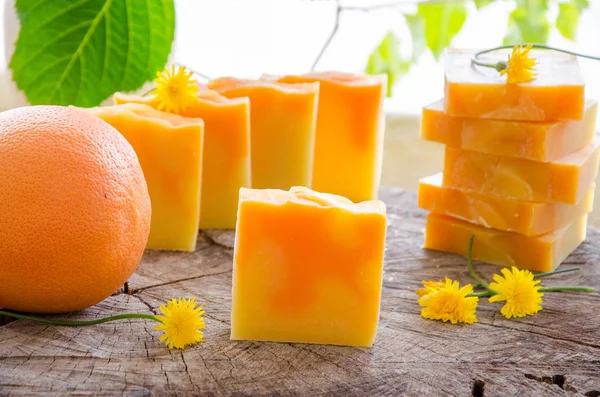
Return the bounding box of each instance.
[0,106,151,313]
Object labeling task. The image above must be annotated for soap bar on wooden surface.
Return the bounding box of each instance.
[443,139,600,204]
[444,49,585,121]
[231,186,387,347]
[266,72,386,202]
[424,212,587,272]
[88,103,203,252]
[114,91,251,229]
[208,78,318,190]
[419,173,594,236]
[422,99,597,161]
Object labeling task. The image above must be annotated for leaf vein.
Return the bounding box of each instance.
[119,0,133,87]
[49,0,114,102]
[22,54,72,96]
[16,20,93,71]
[35,0,93,33]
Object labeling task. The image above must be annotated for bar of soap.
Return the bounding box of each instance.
[231,186,387,347]
[443,139,600,204]
[114,90,251,229]
[444,49,585,121]
[266,72,386,202]
[422,99,597,161]
[208,78,318,190]
[419,173,594,236]
[88,103,203,252]
[424,212,587,272]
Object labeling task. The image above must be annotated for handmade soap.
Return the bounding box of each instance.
[88,103,203,251]
[443,139,600,204]
[422,99,597,161]
[266,72,386,202]
[231,186,387,347]
[114,91,251,229]
[444,49,585,121]
[419,173,594,236]
[208,78,318,190]
[424,212,587,272]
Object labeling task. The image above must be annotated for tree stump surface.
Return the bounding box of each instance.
[1,187,599,396]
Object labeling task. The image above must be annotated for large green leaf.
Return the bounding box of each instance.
[417,2,467,60]
[365,32,411,97]
[503,0,550,45]
[556,0,589,41]
[11,0,175,107]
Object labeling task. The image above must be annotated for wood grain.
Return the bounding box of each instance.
[1,187,599,396]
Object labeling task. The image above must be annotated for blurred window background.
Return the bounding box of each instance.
[172,0,600,115]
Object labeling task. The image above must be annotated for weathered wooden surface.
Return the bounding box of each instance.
[1,187,599,396]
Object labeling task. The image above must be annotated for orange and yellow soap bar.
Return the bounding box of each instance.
[419,173,594,236]
[114,90,251,229]
[422,99,597,162]
[208,78,318,190]
[424,212,587,272]
[89,103,203,252]
[231,186,387,347]
[267,72,386,202]
[443,139,600,205]
[444,49,585,121]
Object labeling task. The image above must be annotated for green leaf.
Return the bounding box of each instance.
[417,2,467,60]
[11,0,175,107]
[474,0,493,10]
[365,32,412,97]
[404,13,426,60]
[556,0,588,41]
[503,0,550,45]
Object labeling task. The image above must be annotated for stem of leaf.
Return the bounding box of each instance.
[0,310,160,326]
[539,286,595,293]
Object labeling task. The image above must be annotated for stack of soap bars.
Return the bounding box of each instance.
[418,49,599,272]
[88,72,386,253]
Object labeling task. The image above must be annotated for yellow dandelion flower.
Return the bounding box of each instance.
[489,267,543,319]
[154,297,205,349]
[500,43,536,84]
[152,65,198,114]
[419,278,478,325]
[416,279,445,298]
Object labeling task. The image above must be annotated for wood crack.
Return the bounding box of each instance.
[479,321,600,349]
[130,270,231,294]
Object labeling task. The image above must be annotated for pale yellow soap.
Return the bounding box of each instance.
[208,78,318,190]
[114,90,251,229]
[88,103,203,252]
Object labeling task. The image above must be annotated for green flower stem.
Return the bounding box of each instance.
[534,267,581,278]
[539,286,595,293]
[473,267,580,290]
[0,310,160,326]
[467,291,494,298]
[472,44,600,71]
[466,235,492,290]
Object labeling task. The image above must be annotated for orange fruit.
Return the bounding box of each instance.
[0,106,151,313]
